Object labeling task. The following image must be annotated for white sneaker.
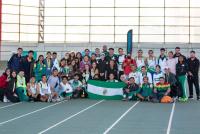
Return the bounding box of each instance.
[3,96,8,103]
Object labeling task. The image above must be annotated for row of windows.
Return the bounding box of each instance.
[3,15,200,26]
[2,0,200,43]
[3,33,200,43]
[3,0,200,8]
[3,6,200,17]
[3,25,200,35]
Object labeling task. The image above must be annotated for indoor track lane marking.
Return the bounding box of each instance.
[166,101,176,134]
[0,102,22,110]
[37,100,105,134]
[103,101,140,134]
[0,100,68,126]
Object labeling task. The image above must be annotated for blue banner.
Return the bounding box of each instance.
[127,29,133,55]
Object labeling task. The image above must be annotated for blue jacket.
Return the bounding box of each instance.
[7,54,22,72]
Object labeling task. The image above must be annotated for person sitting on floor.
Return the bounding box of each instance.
[16,70,29,102]
[38,75,52,102]
[69,73,84,98]
[122,77,144,101]
[27,76,41,102]
[5,70,19,103]
[140,76,153,101]
[56,76,73,100]
[153,77,171,102]
[0,68,11,102]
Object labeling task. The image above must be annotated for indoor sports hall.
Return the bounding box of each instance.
[0,0,200,134]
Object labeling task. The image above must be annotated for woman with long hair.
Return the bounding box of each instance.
[0,68,11,102]
[5,70,19,102]
[91,62,99,79]
[34,55,46,82]
[106,60,118,80]
[176,55,188,102]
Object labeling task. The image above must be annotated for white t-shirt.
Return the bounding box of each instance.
[30,83,37,95]
[60,82,73,93]
[136,57,145,69]
[153,72,164,86]
[39,81,51,96]
[129,71,140,85]
[118,55,126,71]
[139,72,152,85]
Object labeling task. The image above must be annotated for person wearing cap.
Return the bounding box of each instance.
[164,66,179,98]
[122,77,143,101]
[20,50,35,83]
[187,50,200,100]
[97,53,107,81]
[8,47,23,73]
[117,48,126,79]
[135,49,145,72]
[166,51,177,75]
[157,48,167,73]
[105,48,118,64]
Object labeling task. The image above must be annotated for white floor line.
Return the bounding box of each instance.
[0,102,22,109]
[166,101,176,134]
[0,100,68,126]
[38,100,105,134]
[103,101,140,134]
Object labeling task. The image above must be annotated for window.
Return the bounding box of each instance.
[1,0,200,43]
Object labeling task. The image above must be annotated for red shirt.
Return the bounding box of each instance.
[0,74,8,89]
[123,58,137,75]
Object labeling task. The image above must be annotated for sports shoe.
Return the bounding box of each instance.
[188,96,194,99]
[122,98,128,101]
[179,97,188,102]
[3,96,8,103]
[197,97,200,101]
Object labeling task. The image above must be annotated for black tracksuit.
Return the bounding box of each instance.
[187,57,200,97]
[5,78,19,103]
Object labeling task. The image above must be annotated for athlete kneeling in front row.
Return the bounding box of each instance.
[122,77,144,101]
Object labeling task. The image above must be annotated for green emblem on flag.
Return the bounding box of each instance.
[103,88,107,95]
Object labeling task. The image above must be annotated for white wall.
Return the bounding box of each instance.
[1,42,200,61]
